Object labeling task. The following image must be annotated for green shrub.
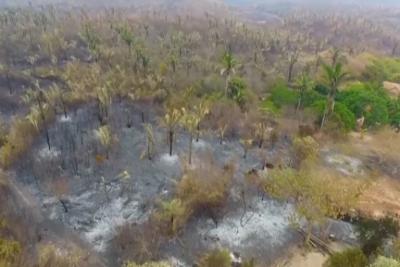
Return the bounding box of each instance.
[324,248,368,267]
[199,249,231,267]
[228,77,247,109]
[389,98,400,130]
[302,89,325,107]
[363,58,400,83]
[270,82,298,108]
[370,256,400,267]
[312,100,356,131]
[338,87,389,127]
[153,199,190,237]
[314,84,330,96]
[356,216,399,256]
[331,102,357,131]
[260,100,280,115]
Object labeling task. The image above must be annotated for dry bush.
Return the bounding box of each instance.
[364,127,400,160]
[153,199,190,237]
[292,136,319,167]
[176,161,234,222]
[151,160,235,238]
[205,101,245,139]
[112,222,164,264]
[37,244,86,267]
[0,118,36,168]
[0,102,56,169]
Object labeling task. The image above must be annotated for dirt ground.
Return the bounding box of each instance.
[276,243,350,267]
[384,81,400,97]
[358,176,400,218]
[329,130,400,219]
[281,251,327,267]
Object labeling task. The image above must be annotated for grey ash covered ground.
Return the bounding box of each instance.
[10,102,355,266]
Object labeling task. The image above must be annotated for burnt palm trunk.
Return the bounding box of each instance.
[38,93,51,150]
[258,137,263,149]
[6,73,12,95]
[169,130,174,156]
[188,133,193,164]
[196,123,200,142]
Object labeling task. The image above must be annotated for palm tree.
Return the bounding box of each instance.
[240,138,253,159]
[320,63,348,129]
[218,123,228,145]
[96,86,112,125]
[160,108,183,156]
[44,83,68,118]
[193,101,210,142]
[287,51,299,83]
[254,122,270,149]
[95,125,113,159]
[142,123,155,160]
[117,25,135,55]
[180,108,199,165]
[0,64,13,95]
[23,86,52,150]
[294,73,314,113]
[27,104,51,150]
[220,51,237,97]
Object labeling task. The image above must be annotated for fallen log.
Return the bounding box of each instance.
[297,229,333,255]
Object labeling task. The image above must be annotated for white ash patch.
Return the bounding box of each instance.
[84,197,143,252]
[325,153,364,176]
[58,115,72,122]
[199,200,293,249]
[193,139,208,149]
[160,153,179,165]
[169,257,188,267]
[38,147,61,159]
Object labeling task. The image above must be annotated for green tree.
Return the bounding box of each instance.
[294,72,314,113]
[228,77,246,109]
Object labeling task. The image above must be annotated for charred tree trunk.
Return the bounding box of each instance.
[188,133,193,165]
[6,72,13,95]
[169,130,174,156]
[196,123,200,142]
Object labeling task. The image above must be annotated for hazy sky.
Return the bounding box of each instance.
[1,0,400,8]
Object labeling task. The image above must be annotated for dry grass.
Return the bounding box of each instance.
[358,176,400,218]
[338,127,400,161]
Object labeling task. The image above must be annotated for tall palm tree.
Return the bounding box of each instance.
[320,63,347,129]
[220,51,237,97]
